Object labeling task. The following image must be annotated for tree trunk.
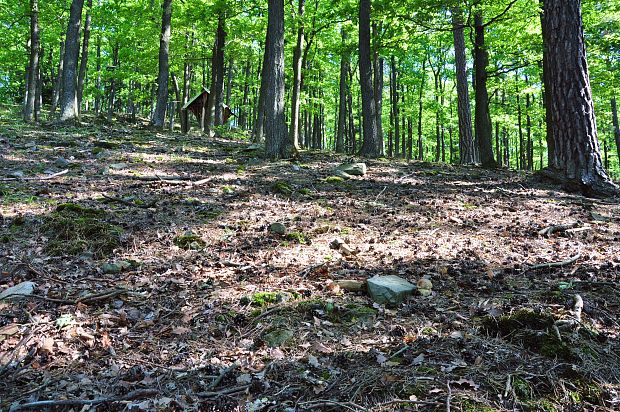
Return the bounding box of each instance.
[225,58,233,107]
[151,0,172,128]
[289,0,305,151]
[213,15,227,130]
[391,56,400,159]
[336,30,348,153]
[417,58,426,160]
[253,39,269,143]
[473,13,496,168]
[359,0,379,157]
[541,0,616,195]
[51,37,65,115]
[95,35,101,115]
[107,44,118,122]
[611,97,620,165]
[59,0,85,122]
[452,7,475,164]
[77,0,92,114]
[263,0,290,159]
[373,28,384,156]
[23,0,40,122]
[239,61,251,129]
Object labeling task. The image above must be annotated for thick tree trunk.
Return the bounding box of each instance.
[77,0,92,114]
[452,7,475,164]
[473,13,496,168]
[23,0,40,122]
[541,0,616,195]
[289,0,305,151]
[611,98,620,165]
[151,0,172,128]
[359,0,379,157]
[263,0,290,159]
[59,0,85,122]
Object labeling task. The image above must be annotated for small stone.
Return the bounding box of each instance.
[54,157,70,168]
[367,275,416,306]
[336,162,367,176]
[109,163,129,170]
[0,281,36,301]
[8,170,24,179]
[334,280,366,292]
[101,263,123,274]
[329,238,345,250]
[268,222,287,236]
[417,278,433,290]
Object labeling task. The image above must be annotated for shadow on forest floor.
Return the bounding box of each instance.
[1,115,620,411]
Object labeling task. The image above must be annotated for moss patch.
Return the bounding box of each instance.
[43,203,123,258]
[271,181,293,196]
[174,232,206,250]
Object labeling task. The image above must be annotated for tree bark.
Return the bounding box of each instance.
[212,15,227,130]
[59,0,85,122]
[541,0,617,195]
[95,35,101,116]
[23,0,40,122]
[263,0,290,159]
[107,44,118,122]
[151,0,172,128]
[473,13,497,168]
[452,7,475,164]
[289,0,305,151]
[359,0,379,157]
[77,0,92,114]
[51,37,65,115]
[417,58,426,160]
[336,29,348,153]
[611,98,620,165]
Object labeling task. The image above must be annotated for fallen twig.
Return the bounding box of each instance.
[525,254,581,271]
[298,399,368,411]
[11,388,159,411]
[538,222,580,237]
[207,363,238,391]
[23,288,127,305]
[0,169,68,182]
[195,384,249,398]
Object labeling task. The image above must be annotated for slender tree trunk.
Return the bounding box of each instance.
[611,97,620,165]
[541,0,615,194]
[213,15,227,130]
[373,26,384,156]
[59,0,85,122]
[23,0,40,122]
[263,0,290,159]
[473,13,496,168]
[51,36,65,115]
[253,39,269,143]
[516,78,524,170]
[225,58,233,107]
[35,47,42,120]
[95,35,101,115]
[107,44,118,122]
[289,0,305,151]
[151,0,172,128]
[452,7,475,164]
[77,0,92,114]
[417,58,426,160]
[391,56,400,159]
[526,79,533,170]
[336,30,348,153]
[359,0,379,157]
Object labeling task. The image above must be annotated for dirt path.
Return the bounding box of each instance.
[1,121,619,411]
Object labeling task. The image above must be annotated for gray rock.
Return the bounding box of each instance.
[367,275,416,306]
[0,281,36,301]
[263,328,294,347]
[268,222,287,236]
[109,163,129,170]
[337,162,367,176]
[8,170,24,179]
[54,157,70,168]
[101,260,132,274]
[334,169,352,180]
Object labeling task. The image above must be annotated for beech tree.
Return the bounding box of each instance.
[151,0,172,128]
[58,0,85,122]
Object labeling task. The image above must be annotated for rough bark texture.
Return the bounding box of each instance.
[77,0,92,114]
[452,8,475,164]
[473,13,497,168]
[23,0,40,122]
[59,0,85,122]
[541,0,617,196]
[359,0,379,157]
[289,0,305,151]
[151,0,172,128]
[263,0,290,159]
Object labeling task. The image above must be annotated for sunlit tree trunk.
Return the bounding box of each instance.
[77,0,92,114]
[59,0,85,122]
[151,0,172,128]
[23,0,40,122]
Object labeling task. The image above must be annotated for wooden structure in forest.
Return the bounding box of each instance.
[180,87,233,133]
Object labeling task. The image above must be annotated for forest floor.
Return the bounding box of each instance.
[1,113,620,412]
